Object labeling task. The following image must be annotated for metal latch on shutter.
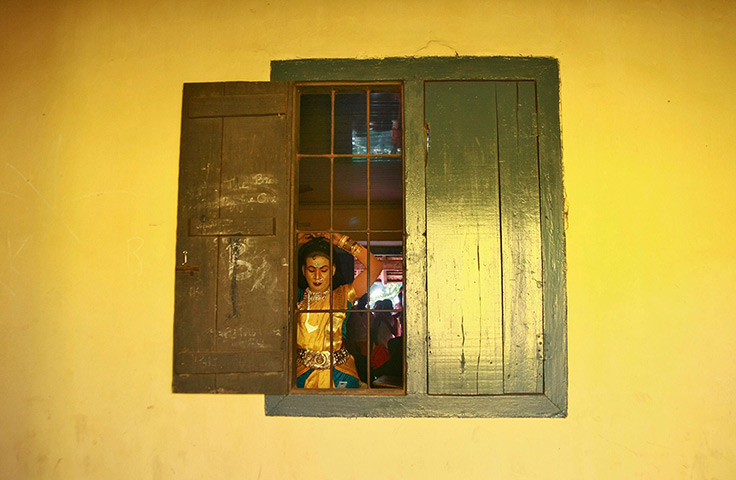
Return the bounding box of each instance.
[175,216,276,275]
[175,250,199,275]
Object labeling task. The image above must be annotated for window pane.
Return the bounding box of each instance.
[369,308,403,389]
[299,94,331,154]
[367,248,403,388]
[344,294,369,383]
[333,157,367,231]
[294,84,405,394]
[334,93,367,155]
[369,157,403,231]
[369,91,401,155]
[367,253,403,305]
[368,231,403,243]
[297,157,330,231]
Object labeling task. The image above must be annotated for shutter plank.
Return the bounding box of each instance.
[426,82,504,395]
[189,94,287,118]
[173,82,292,394]
[189,216,275,236]
[172,374,216,394]
[176,352,285,373]
[215,113,289,357]
[174,83,222,358]
[498,81,544,393]
[537,63,567,410]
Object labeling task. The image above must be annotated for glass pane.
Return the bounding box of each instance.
[299,94,331,154]
[333,249,354,294]
[368,248,403,389]
[334,93,367,155]
[368,261,403,307]
[368,231,403,243]
[369,157,403,231]
[297,157,330,231]
[333,157,367,231]
[369,91,402,155]
[369,308,403,389]
[344,297,369,384]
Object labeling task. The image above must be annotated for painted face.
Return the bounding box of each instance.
[302,254,334,293]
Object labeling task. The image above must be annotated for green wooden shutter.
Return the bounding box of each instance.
[426,81,543,395]
[173,82,293,394]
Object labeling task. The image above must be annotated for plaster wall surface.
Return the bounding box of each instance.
[1,1,735,478]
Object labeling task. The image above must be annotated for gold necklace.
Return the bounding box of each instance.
[304,289,329,335]
[306,289,328,306]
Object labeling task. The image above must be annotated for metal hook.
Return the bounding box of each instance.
[425,124,431,153]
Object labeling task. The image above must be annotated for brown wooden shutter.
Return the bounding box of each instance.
[173,82,292,394]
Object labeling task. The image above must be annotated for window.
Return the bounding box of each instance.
[295,84,405,392]
[173,57,567,417]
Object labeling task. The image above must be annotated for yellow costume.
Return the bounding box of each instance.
[296,284,361,388]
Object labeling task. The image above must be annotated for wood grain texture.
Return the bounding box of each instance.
[173,83,222,358]
[425,81,503,395]
[176,351,285,373]
[172,374,216,394]
[189,93,287,118]
[189,216,275,236]
[403,79,428,395]
[272,57,556,82]
[536,63,567,413]
[173,82,292,394]
[497,81,544,394]
[266,392,564,418]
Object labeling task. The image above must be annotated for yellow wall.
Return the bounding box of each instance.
[2,1,735,478]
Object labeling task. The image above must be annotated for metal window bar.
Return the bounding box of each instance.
[294,83,405,394]
[365,89,371,389]
[329,88,335,389]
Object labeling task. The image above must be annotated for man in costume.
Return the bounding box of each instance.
[296,233,383,389]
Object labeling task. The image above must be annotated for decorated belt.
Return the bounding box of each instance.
[297,347,349,369]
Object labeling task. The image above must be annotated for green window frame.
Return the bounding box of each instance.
[264,57,567,417]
